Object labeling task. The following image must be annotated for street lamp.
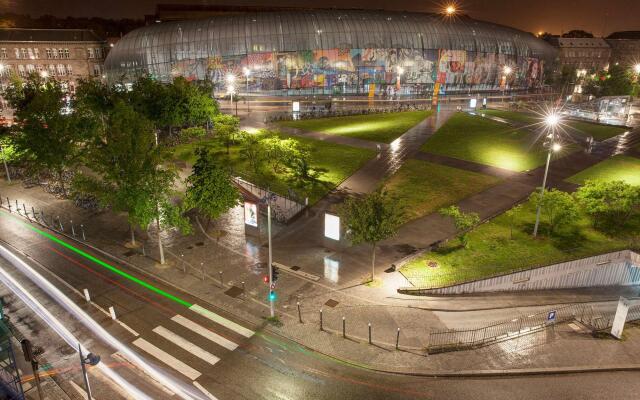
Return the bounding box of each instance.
[40,70,48,79]
[396,66,404,101]
[502,66,512,96]
[445,5,457,15]
[78,344,100,400]
[226,73,236,115]
[243,67,251,112]
[634,63,640,75]
[533,113,562,237]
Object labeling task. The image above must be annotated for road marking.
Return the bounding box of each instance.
[152,326,220,366]
[189,304,254,338]
[193,381,219,400]
[171,314,238,351]
[132,338,201,380]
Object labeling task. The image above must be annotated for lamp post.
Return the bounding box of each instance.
[260,192,277,318]
[243,67,251,112]
[78,344,100,400]
[396,66,404,101]
[226,73,236,115]
[533,113,562,237]
[502,66,512,97]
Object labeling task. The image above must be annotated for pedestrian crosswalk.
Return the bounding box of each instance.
[127,304,254,397]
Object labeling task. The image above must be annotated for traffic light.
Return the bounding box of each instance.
[272,265,279,282]
[269,290,277,301]
[263,275,269,284]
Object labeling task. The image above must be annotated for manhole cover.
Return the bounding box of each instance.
[195,242,205,247]
[324,299,339,308]
[186,245,194,250]
[123,250,137,257]
[225,286,243,298]
[290,266,300,271]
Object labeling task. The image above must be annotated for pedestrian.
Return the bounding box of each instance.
[376,144,381,152]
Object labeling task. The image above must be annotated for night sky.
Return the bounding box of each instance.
[1,0,639,36]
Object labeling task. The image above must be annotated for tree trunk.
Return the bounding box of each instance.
[130,225,136,246]
[156,217,165,265]
[371,243,377,282]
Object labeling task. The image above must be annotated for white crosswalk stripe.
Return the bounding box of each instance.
[153,326,221,366]
[132,338,201,380]
[171,314,238,351]
[190,304,255,338]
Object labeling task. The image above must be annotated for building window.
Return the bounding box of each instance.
[14,48,20,59]
[45,48,52,59]
[66,64,72,76]
[48,64,56,76]
[92,64,101,76]
[87,48,95,59]
[33,48,39,59]
[27,48,34,59]
[0,48,6,59]
[20,48,27,59]
[26,64,35,74]
[94,48,102,59]
[17,65,25,77]
[57,64,66,76]
[52,48,59,59]
[63,48,70,59]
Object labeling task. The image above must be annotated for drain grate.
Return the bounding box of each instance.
[195,242,205,247]
[324,299,339,308]
[290,266,301,271]
[123,250,137,257]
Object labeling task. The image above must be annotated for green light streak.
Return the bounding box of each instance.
[1,211,192,308]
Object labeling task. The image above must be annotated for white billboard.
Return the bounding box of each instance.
[244,202,258,227]
[324,213,340,241]
[611,296,631,339]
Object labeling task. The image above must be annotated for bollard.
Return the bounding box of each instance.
[218,271,223,288]
[109,306,116,320]
[181,254,186,273]
[141,243,146,256]
[396,328,401,349]
[31,206,36,220]
[15,199,18,212]
[319,309,323,331]
[80,224,86,241]
[342,316,346,338]
[5,197,9,208]
[368,323,372,344]
[297,302,302,323]
[241,281,246,295]
[201,263,205,281]
[71,220,76,237]
[57,216,63,231]
[40,210,45,224]
[7,202,11,213]
[22,203,27,217]
[83,289,91,302]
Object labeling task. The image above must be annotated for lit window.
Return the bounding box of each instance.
[0,48,6,59]
[52,48,59,59]
[27,48,34,59]
[57,64,65,76]
[92,64,101,76]
[20,48,27,59]
[66,64,72,76]
[33,48,39,59]
[45,48,52,59]
[87,48,94,59]
[63,48,70,59]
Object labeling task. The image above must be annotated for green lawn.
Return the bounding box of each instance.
[421,113,550,172]
[400,200,639,288]
[173,132,375,204]
[482,109,627,141]
[277,110,431,143]
[566,155,640,186]
[384,159,501,221]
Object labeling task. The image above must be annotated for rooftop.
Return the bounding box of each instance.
[0,28,104,43]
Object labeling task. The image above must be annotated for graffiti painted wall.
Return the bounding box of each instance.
[164,48,545,93]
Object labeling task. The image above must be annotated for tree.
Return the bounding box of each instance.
[439,206,480,248]
[3,75,94,195]
[239,131,264,173]
[575,180,640,229]
[584,65,634,97]
[529,189,579,235]
[213,114,240,154]
[73,99,164,246]
[339,188,405,282]
[562,30,594,38]
[185,147,240,229]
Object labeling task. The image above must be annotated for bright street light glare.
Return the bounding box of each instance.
[634,64,640,74]
[40,71,49,78]
[445,5,456,15]
[243,66,251,77]
[397,66,404,75]
[503,66,512,75]
[552,143,562,152]
[226,73,235,83]
[545,113,560,126]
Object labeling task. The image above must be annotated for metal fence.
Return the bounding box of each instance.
[231,176,306,223]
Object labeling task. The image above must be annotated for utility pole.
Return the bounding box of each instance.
[261,192,277,317]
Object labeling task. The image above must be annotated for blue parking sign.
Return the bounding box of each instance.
[547,310,557,322]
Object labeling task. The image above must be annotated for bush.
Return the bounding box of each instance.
[180,127,207,140]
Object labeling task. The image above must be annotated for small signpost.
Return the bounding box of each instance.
[611,297,631,339]
[547,310,557,324]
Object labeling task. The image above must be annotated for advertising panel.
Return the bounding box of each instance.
[244,202,258,227]
[324,213,340,241]
[611,297,631,339]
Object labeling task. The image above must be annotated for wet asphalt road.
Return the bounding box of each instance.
[1,208,640,400]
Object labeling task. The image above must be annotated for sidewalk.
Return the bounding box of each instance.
[3,180,640,377]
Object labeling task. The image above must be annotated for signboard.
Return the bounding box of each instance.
[244,202,258,227]
[611,296,631,339]
[324,213,340,241]
[547,310,556,323]
[469,98,477,109]
[292,101,300,112]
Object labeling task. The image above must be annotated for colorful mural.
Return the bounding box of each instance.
[169,47,545,93]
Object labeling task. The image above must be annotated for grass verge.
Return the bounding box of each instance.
[384,159,501,221]
[566,155,640,186]
[277,110,431,143]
